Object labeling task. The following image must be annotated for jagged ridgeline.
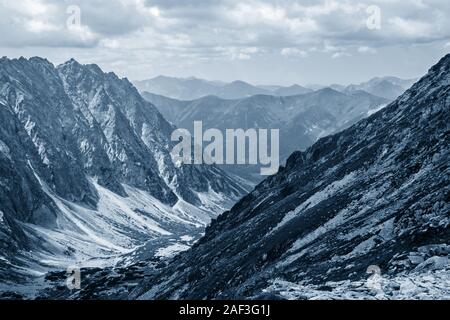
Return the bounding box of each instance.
[131,54,450,299]
[0,57,247,285]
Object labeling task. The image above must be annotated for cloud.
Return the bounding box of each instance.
[332,51,352,59]
[388,17,435,39]
[281,48,309,58]
[152,0,448,60]
[2,0,448,50]
[358,46,377,54]
[0,0,156,48]
[0,0,449,79]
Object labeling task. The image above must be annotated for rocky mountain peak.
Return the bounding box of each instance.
[0,56,248,287]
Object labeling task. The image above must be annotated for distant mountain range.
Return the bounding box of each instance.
[142,89,388,182]
[344,76,417,100]
[135,75,415,101]
[134,76,312,100]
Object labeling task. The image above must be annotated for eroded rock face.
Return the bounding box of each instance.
[0,57,247,284]
[131,54,450,300]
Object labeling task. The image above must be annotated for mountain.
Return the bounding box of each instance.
[305,84,327,91]
[143,89,388,182]
[257,85,283,91]
[272,84,312,96]
[134,76,224,101]
[380,76,417,89]
[0,57,247,291]
[214,80,269,99]
[345,76,416,100]
[130,54,450,299]
[135,76,312,100]
[306,77,415,101]
[140,92,187,124]
[134,76,268,100]
[328,84,347,92]
[136,75,414,102]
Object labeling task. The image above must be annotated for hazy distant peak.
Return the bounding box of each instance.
[313,86,342,95]
[134,74,417,102]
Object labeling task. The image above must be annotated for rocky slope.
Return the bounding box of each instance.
[0,57,247,291]
[131,54,450,300]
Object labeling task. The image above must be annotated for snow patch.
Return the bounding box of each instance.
[155,243,190,258]
[180,235,194,242]
[0,140,11,160]
[22,161,233,273]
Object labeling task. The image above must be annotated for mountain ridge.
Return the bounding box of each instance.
[135,75,414,101]
[134,75,313,100]
[0,56,247,288]
[130,54,450,300]
[142,88,388,182]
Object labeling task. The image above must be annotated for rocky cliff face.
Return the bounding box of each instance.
[57,59,246,206]
[132,54,450,300]
[0,57,247,288]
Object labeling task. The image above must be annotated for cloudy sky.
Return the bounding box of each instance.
[1,0,449,85]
